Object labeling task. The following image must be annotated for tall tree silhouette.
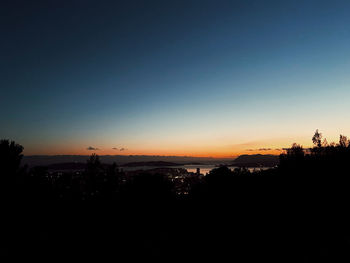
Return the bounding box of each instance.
[339,135,349,148]
[0,139,24,181]
[312,129,322,147]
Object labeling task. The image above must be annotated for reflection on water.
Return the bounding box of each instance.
[183,165,269,174]
[181,165,216,175]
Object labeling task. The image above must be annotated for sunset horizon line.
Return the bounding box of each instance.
[22,150,286,159]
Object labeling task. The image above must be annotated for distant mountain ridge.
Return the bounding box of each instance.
[23,154,280,168]
[121,161,180,167]
[232,154,279,167]
[23,155,233,167]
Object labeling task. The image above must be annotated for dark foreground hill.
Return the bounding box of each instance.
[47,162,86,171]
[3,133,350,262]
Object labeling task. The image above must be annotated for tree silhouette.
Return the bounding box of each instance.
[280,143,305,170]
[286,143,304,157]
[312,129,322,147]
[339,135,349,148]
[322,138,329,147]
[86,153,102,173]
[0,139,24,180]
[206,166,233,182]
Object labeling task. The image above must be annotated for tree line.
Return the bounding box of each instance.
[2,130,350,262]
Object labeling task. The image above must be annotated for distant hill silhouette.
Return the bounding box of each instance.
[23,155,232,167]
[232,154,279,167]
[121,161,180,167]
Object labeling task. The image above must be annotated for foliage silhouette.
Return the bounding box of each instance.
[2,131,350,262]
[312,129,322,147]
[0,139,24,179]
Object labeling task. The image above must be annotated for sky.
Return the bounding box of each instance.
[1,0,350,157]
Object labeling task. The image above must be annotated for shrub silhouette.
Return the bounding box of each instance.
[2,131,350,262]
[0,139,24,178]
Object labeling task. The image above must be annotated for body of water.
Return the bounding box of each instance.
[120,164,270,175]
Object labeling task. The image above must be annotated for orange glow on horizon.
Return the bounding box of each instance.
[23,145,288,158]
[22,132,345,158]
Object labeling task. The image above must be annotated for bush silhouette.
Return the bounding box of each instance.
[0,139,24,178]
[2,131,350,262]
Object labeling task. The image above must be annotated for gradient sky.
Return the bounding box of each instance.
[1,0,350,157]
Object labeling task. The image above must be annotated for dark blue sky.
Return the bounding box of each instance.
[1,0,350,156]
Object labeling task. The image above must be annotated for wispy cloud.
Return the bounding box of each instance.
[112,147,127,151]
[87,146,99,151]
[246,148,272,151]
[258,148,272,151]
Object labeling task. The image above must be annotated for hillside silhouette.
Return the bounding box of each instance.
[2,131,350,262]
[232,154,279,167]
